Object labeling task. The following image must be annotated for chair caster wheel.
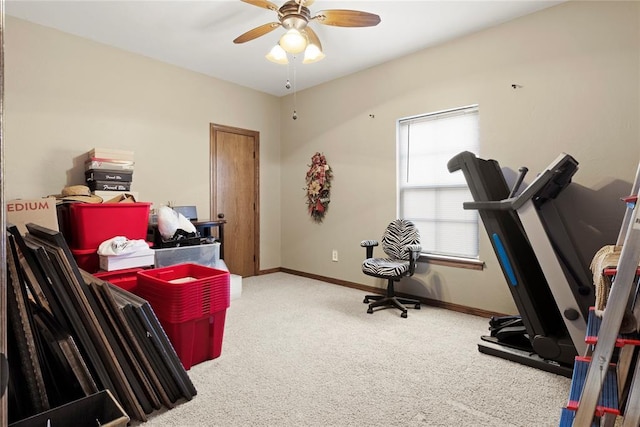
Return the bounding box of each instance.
[401,312,408,318]
[363,298,369,304]
[367,306,373,314]
[415,304,421,310]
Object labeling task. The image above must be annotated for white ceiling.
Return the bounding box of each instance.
[7,0,565,97]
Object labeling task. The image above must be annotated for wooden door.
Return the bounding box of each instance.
[210,124,259,277]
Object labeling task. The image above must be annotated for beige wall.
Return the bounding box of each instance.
[280,1,640,314]
[6,2,640,315]
[5,16,282,270]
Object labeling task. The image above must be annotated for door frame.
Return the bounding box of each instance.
[209,123,260,276]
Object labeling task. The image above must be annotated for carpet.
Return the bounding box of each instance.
[139,272,570,426]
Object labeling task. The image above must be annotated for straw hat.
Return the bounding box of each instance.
[55,185,103,203]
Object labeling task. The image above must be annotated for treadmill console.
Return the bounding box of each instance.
[512,153,578,210]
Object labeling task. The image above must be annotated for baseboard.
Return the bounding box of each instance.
[258,267,280,275]
[259,267,507,319]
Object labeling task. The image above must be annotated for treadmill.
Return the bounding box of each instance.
[447,151,594,377]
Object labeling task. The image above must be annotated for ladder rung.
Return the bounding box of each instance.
[602,267,640,277]
[569,180,640,424]
[585,307,640,346]
[566,357,619,417]
[602,266,640,281]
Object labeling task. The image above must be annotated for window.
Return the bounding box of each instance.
[397,105,479,261]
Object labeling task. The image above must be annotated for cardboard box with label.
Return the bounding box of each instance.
[7,197,59,235]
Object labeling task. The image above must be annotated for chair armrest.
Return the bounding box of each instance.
[405,244,422,258]
[360,240,378,259]
[405,244,422,276]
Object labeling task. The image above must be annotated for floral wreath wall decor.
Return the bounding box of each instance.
[305,152,333,222]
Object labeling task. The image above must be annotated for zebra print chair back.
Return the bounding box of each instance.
[360,219,422,318]
[382,219,420,261]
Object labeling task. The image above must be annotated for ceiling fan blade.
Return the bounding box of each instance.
[233,22,281,44]
[313,9,381,27]
[241,0,279,12]
[303,26,322,51]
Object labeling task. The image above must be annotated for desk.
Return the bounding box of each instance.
[192,220,226,259]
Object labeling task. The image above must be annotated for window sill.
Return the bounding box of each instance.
[419,254,484,270]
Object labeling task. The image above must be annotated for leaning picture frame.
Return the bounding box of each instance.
[25,223,146,421]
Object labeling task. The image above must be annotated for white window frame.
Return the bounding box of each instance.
[397,104,481,266]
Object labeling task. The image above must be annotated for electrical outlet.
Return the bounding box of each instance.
[332,250,338,262]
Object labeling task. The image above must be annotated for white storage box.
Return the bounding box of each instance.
[154,242,220,268]
[99,248,155,271]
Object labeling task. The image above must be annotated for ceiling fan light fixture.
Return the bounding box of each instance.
[302,43,325,64]
[266,44,289,64]
[279,28,307,54]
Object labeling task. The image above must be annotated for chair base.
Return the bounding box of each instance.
[363,294,421,318]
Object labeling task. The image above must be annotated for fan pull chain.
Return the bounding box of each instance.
[285,56,292,90]
[292,56,298,120]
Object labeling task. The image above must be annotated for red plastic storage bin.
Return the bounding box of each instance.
[69,202,151,249]
[136,263,230,369]
[136,263,230,323]
[160,310,227,370]
[71,247,100,273]
[93,268,144,292]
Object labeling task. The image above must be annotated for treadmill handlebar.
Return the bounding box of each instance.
[463,199,515,211]
[509,167,529,198]
[447,151,469,173]
[511,169,557,210]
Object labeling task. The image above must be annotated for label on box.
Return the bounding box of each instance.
[85,169,133,182]
[85,158,135,171]
[7,197,59,235]
[88,181,131,192]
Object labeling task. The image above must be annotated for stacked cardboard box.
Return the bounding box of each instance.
[85,148,138,201]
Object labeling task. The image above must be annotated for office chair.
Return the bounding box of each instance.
[361,219,422,318]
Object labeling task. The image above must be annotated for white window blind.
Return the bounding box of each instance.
[397,105,479,259]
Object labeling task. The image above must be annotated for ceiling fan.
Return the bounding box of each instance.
[233,0,381,64]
